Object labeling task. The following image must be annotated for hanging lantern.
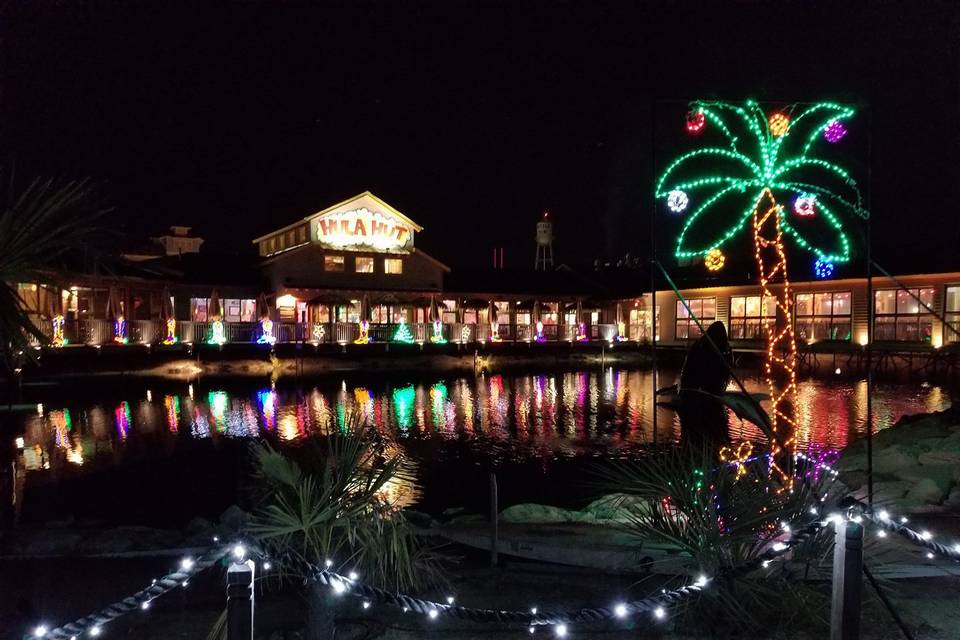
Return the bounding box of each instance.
[667,190,689,213]
[793,195,816,217]
[768,112,790,137]
[823,119,847,143]
[814,258,835,279]
[705,248,725,271]
[685,109,705,134]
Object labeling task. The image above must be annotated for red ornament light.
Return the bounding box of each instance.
[768,112,790,137]
[686,109,706,135]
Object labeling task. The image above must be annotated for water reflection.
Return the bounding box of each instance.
[16,368,952,482]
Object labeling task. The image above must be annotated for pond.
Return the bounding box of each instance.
[8,367,953,525]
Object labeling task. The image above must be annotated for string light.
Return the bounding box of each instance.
[823,119,847,143]
[33,625,48,637]
[428,609,439,620]
[535,321,546,342]
[113,316,128,344]
[430,320,447,344]
[667,189,689,213]
[704,247,725,271]
[312,323,326,343]
[460,324,471,343]
[392,319,415,344]
[768,112,790,137]
[686,109,706,134]
[555,623,568,637]
[654,607,666,620]
[162,318,178,345]
[51,315,66,347]
[614,603,628,618]
[814,258,835,279]
[793,194,816,217]
[489,321,502,342]
[207,320,227,345]
[719,441,753,479]
[257,318,277,345]
[354,320,370,344]
[576,322,588,342]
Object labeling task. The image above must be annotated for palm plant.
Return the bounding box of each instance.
[592,445,837,635]
[0,176,107,373]
[248,416,444,639]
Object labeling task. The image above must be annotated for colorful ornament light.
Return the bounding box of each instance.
[768,112,790,137]
[354,320,370,344]
[814,258,835,279]
[793,194,816,217]
[576,322,588,342]
[430,320,447,344]
[257,318,277,345]
[666,189,689,213]
[460,325,471,343]
[685,109,705,134]
[704,248,725,271]
[392,319,414,344]
[207,320,227,346]
[51,315,66,347]
[657,100,867,491]
[163,318,178,345]
[113,316,128,344]
[823,119,847,143]
[616,321,627,341]
[719,441,754,480]
[489,321,502,342]
[534,321,545,342]
[312,323,326,343]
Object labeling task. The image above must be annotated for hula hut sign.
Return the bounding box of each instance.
[309,192,420,254]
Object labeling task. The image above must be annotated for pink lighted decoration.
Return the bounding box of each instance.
[823,120,847,143]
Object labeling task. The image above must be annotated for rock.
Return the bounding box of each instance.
[944,485,960,508]
[871,446,919,475]
[917,450,960,467]
[500,503,583,524]
[869,480,912,506]
[11,529,86,555]
[219,505,247,531]
[904,479,944,507]
[186,516,215,535]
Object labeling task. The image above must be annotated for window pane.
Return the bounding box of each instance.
[384,258,403,274]
[744,296,760,318]
[676,323,688,340]
[746,318,762,339]
[946,287,960,313]
[701,298,716,319]
[813,318,833,340]
[875,291,896,315]
[832,320,852,341]
[919,316,933,342]
[324,255,345,271]
[875,316,895,340]
[814,293,832,316]
[676,300,689,319]
[919,288,935,310]
[761,295,777,317]
[832,292,851,316]
[689,322,703,338]
[730,319,745,339]
[689,299,702,317]
[896,317,917,341]
[355,256,374,273]
[897,289,919,314]
[730,296,746,318]
[946,316,960,343]
[795,293,812,317]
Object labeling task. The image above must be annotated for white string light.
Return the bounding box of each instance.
[654,606,666,620]
[428,609,439,620]
[555,623,568,637]
[33,625,48,637]
[179,558,194,571]
[614,603,628,618]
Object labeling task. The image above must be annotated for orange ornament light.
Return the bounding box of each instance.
[768,112,790,137]
[704,248,725,271]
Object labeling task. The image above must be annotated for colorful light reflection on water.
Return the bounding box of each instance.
[16,369,952,479]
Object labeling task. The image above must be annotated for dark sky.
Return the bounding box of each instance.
[2,2,958,270]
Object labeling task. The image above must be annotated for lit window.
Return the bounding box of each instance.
[297,227,306,243]
[324,255,345,272]
[795,292,851,342]
[190,298,209,322]
[729,295,776,340]
[875,288,934,342]
[946,286,960,344]
[355,256,374,273]
[675,298,716,340]
[384,258,403,274]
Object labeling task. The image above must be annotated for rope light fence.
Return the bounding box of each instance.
[27,500,960,640]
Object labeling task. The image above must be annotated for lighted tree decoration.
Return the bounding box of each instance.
[392,318,415,344]
[354,319,370,344]
[51,315,66,347]
[656,99,868,485]
[429,319,447,344]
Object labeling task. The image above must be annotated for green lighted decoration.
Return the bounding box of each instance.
[392,319,415,344]
[656,99,868,490]
[656,99,868,271]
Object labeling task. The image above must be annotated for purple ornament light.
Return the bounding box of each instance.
[823,120,847,143]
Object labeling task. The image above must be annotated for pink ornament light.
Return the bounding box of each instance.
[823,120,847,143]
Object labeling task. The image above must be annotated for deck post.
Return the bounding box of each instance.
[831,520,863,640]
[489,471,499,566]
[227,559,255,640]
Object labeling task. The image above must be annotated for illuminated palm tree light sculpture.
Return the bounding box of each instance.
[656,100,868,485]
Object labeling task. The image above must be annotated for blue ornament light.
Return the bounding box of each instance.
[814,258,835,279]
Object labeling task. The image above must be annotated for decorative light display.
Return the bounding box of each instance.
[823,119,847,143]
[207,320,227,346]
[657,99,867,490]
[576,323,588,342]
[666,189,689,213]
[113,316,128,344]
[430,320,447,344]
[768,112,790,137]
[354,320,370,344]
[719,441,753,480]
[685,109,705,134]
[162,318,177,345]
[257,318,277,345]
[793,194,816,217]
[704,248,725,271]
[460,325,471,343]
[489,322,502,342]
[51,315,66,347]
[392,319,415,344]
[814,258,835,279]
[616,321,627,341]
[534,321,545,342]
[312,323,326,343]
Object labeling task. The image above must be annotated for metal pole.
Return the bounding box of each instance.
[831,521,863,640]
[489,471,499,566]
[865,104,874,508]
[227,560,255,640]
[650,99,659,443]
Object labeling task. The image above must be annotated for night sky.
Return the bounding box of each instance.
[2,2,958,270]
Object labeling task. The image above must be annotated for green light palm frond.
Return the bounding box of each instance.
[658,99,868,270]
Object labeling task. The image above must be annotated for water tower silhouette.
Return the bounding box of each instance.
[534,211,554,270]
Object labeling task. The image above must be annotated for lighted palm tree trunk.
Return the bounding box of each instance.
[751,189,798,484]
